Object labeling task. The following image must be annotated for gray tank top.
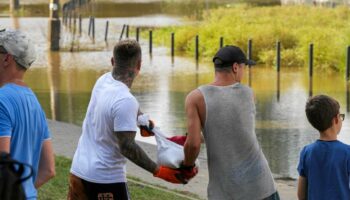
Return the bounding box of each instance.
[198,83,276,200]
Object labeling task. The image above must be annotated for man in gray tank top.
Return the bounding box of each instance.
[183,46,279,200]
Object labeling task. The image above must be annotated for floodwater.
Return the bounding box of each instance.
[2,7,350,180]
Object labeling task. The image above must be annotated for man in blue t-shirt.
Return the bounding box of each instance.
[0,29,55,199]
[297,94,350,200]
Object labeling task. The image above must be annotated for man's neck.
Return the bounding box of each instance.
[0,73,26,87]
[112,71,134,88]
[211,73,239,86]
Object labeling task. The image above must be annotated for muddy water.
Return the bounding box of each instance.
[0,1,220,18]
[2,17,350,179]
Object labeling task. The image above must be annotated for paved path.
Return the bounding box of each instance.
[48,119,297,200]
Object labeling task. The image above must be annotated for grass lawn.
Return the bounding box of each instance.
[38,156,198,200]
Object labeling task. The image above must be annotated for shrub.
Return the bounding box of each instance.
[153,5,350,71]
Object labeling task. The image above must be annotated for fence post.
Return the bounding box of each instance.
[78,15,82,36]
[309,43,313,78]
[119,24,125,41]
[248,39,252,67]
[220,37,224,48]
[309,43,314,97]
[276,41,281,72]
[49,0,60,51]
[347,83,350,112]
[10,0,20,11]
[346,46,350,80]
[68,11,72,30]
[62,10,66,26]
[92,17,95,42]
[88,16,92,36]
[149,30,153,55]
[136,27,140,42]
[73,12,77,34]
[126,25,129,38]
[171,32,175,58]
[104,21,109,42]
[62,10,65,25]
[276,41,281,101]
[195,35,199,61]
[248,39,252,87]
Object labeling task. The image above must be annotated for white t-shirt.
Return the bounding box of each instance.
[70,72,139,183]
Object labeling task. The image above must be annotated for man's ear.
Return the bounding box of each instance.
[111,57,115,67]
[2,54,14,69]
[232,63,238,73]
[334,115,339,125]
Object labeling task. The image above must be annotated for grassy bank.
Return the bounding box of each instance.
[152,5,350,70]
[38,156,198,200]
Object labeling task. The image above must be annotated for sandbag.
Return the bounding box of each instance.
[137,114,199,168]
[153,128,184,168]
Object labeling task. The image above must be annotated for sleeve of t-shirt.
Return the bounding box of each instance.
[112,97,139,132]
[0,102,12,137]
[297,147,307,177]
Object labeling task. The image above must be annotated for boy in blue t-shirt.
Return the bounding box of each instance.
[297,94,350,200]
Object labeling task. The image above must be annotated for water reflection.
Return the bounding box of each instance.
[10,13,19,29]
[47,51,61,120]
[347,83,350,112]
[276,71,280,101]
[309,75,313,97]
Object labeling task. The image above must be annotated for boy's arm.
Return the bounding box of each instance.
[297,176,307,200]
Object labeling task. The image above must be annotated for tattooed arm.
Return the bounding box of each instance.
[116,131,158,174]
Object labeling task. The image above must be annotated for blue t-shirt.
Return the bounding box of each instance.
[0,83,50,200]
[298,140,350,200]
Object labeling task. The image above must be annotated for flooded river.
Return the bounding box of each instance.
[1,5,350,179]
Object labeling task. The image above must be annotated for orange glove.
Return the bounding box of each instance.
[153,166,188,184]
[140,120,155,137]
[178,163,198,181]
[167,135,187,146]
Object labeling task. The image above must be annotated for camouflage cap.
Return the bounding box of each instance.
[0,28,36,69]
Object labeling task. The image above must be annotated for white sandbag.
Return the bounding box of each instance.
[153,127,184,168]
[137,114,199,169]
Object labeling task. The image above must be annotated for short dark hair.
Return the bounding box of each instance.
[305,95,340,132]
[113,39,141,70]
[214,65,232,73]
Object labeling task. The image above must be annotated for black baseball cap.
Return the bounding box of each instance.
[213,45,256,68]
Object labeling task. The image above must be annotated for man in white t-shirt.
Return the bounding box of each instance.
[68,40,187,200]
